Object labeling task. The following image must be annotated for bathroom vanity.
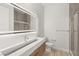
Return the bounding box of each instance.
[8,37,46,56]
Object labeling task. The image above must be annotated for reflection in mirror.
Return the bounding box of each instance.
[14,7,30,31]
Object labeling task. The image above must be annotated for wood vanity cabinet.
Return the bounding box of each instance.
[31,42,46,56]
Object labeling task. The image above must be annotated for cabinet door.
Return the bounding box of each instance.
[31,43,46,56]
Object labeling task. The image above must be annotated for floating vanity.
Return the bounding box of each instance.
[8,37,46,56]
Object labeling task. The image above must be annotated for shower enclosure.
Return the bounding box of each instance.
[69,3,79,55]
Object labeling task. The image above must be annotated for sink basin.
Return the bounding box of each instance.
[0,39,37,56]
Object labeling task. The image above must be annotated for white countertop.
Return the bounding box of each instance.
[8,37,46,56]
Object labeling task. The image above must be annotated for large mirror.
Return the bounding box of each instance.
[0,3,38,34]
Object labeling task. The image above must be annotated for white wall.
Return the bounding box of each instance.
[16,3,44,37]
[0,32,37,50]
[0,5,9,31]
[0,4,14,32]
[44,3,69,51]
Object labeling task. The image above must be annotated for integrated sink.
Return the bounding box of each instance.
[0,38,37,56]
